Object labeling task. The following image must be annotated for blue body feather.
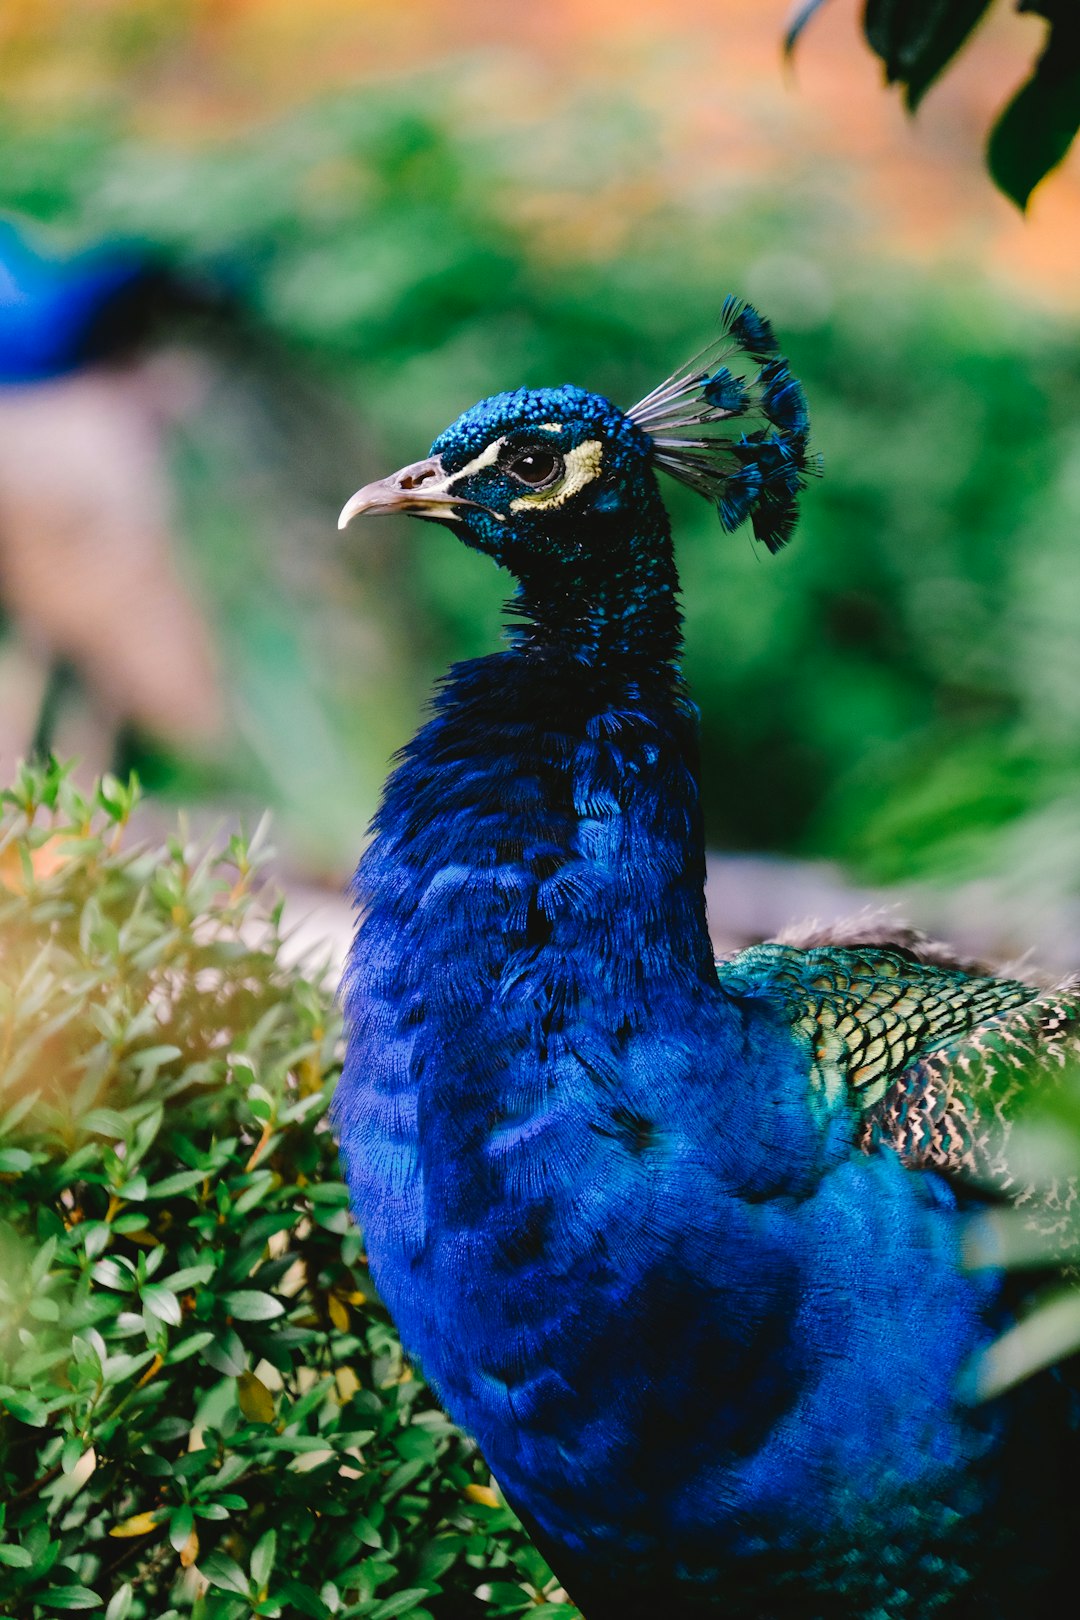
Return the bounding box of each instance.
[334,358,1079,1616]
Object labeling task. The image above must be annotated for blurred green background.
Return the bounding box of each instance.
[1,0,1078,961]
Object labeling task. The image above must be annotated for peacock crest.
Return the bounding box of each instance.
[628,295,816,552]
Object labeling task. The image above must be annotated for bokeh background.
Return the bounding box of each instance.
[2,0,1079,966]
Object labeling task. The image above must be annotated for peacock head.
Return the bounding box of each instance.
[338,298,814,579]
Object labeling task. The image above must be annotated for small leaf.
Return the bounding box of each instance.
[105,1587,133,1620]
[109,1512,159,1539]
[0,1545,33,1568]
[221,1290,285,1321]
[237,1370,276,1424]
[463,1484,500,1508]
[199,1550,251,1595]
[201,1329,247,1376]
[39,1587,103,1609]
[144,1169,207,1200]
[277,1583,331,1619]
[251,1529,277,1590]
[91,1259,134,1292]
[366,1590,434,1620]
[3,1393,48,1426]
[61,1436,85,1475]
[141,1285,182,1326]
[168,1507,194,1554]
[163,1264,215,1291]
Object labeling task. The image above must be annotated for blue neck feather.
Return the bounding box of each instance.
[502,480,684,670]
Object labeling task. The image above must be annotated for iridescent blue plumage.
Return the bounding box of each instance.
[334,307,1080,1617]
[0,221,150,383]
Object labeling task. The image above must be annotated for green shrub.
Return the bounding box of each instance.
[0,761,576,1619]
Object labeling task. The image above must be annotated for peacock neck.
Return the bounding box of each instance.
[504,490,683,671]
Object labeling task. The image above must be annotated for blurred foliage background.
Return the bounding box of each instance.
[0,0,1079,963]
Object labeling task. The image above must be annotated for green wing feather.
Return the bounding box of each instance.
[718,929,1080,1196]
[859,978,1080,1204]
[718,938,1034,1115]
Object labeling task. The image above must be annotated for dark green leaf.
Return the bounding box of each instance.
[251,1529,277,1590]
[221,1290,285,1321]
[104,1589,133,1620]
[201,1328,247,1375]
[366,1591,435,1620]
[169,1506,195,1554]
[145,1169,207,1199]
[864,0,947,80]
[199,1551,251,1596]
[988,19,1080,207]
[141,1284,183,1326]
[903,0,993,108]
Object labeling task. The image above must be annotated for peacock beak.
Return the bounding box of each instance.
[337,457,461,529]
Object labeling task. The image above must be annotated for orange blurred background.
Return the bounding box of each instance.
[3,0,1077,305]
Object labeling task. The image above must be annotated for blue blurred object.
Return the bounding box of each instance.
[0,218,159,384]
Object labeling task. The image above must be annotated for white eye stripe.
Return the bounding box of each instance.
[509,439,603,511]
[442,437,507,491]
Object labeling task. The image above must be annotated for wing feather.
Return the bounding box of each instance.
[717,937,1035,1117]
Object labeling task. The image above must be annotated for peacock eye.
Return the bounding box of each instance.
[506,449,563,488]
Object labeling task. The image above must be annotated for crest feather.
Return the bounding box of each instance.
[627,296,817,553]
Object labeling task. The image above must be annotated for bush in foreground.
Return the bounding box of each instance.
[0,762,575,1619]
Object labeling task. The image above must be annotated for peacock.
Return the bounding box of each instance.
[333,298,1080,1619]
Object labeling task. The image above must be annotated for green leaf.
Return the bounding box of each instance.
[201,1328,247,1375]
[366,1590,434,1620]
[141,1285,183,1326]
[30,1234,58,1285]
[199,1550,251,1596]
[104,1588,133,1620]
[0,1544,33,1568]
[276,1583,331,1619]
[169,1506,195,1554]
[477,1583,532,1609]
[164,1264,215,1291]
[61,1436,86,1475]
[250,1529,277,1590]
[39,1589,103,1610]
[221,1290,285,1321]
[91,1258,135,1292]
[166,1330,216,1364]
[863,0,991,96]
[144,1169,207,1199]
[3,1393,49,1426]
[988,19,1080,207]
